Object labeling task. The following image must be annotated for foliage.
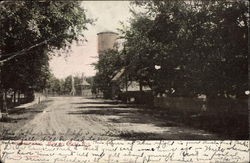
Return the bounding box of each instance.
[120,0,248,98]
[93,49,124,98]
[0,1,91,95]
[47,75,63,94]
[47,75,89,95]
[121,16,156,90]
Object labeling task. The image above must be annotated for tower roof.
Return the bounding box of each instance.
[77,79,90,86]
[97,30,118,35]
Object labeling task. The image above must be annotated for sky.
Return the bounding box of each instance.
[49,1,132,79]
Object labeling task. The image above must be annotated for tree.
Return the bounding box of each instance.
[121,15,156,91]
[47,75,63,95]
[93,49,124,98]
[122,0,248,98]
[0,1,91,112]
[122,1,194,96]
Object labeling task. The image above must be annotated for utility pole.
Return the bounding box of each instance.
[81,73,85,96]
[70,75,76,96]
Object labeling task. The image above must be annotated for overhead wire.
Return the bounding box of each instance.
[0,33,67,64]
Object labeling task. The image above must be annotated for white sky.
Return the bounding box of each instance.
[49,1,132,79]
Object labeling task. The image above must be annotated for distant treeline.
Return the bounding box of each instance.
[47,75,93,96]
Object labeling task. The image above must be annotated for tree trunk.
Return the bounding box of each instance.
[14,91,16,105]
[0,91,3,113]
[17,91,20,104]
[3,89,8,113]
[139,80,143,92]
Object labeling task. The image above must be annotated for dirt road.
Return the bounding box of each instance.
[1,96,219,140]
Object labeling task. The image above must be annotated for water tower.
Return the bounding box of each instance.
[97,31,118,55]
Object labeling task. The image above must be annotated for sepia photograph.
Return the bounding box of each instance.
[0,0,249,163]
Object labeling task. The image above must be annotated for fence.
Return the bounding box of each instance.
[119,91,154,105]
[154,96,248,116]
[0,91,49,111]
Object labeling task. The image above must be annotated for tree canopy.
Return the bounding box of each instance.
[0,1,91,94]
[94,0,248,99]
[93,49,123,98]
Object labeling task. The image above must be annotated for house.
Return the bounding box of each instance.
[111,68,153,104]
[79,78,91,96]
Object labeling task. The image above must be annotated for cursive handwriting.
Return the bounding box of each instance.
[1,140,249,163]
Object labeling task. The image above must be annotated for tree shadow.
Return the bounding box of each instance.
[0,117,28,123]
[117,132,165,140]
[108,115,179,127]
[6,100,52,115]
[68,104,181,129]
[72,101,121,105]
[8,107,31,115]
[68,101,248,139]
[77,105,132,109]
[7,107,45,115]
[68,107,139,116]
[116,130,218,140]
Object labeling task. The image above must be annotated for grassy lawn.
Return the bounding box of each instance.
[0,100,50,140]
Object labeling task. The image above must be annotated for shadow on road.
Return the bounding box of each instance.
[116,130,211,140]
[69,100,248,140]
[69,103,180,127]
[0,100,51,140]
[8,108,44,115]
[77,105,132,109]
[0,117,29,123]
[118,132,166,140]
[68,103,212,140]
[68,107,139,116]
[68,106,181,129]
[72,101,121,105]
[75,106,218,139]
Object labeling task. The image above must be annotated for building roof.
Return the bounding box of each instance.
[112,68,125,81]
[121,81,151,92]
[80,79,90,86]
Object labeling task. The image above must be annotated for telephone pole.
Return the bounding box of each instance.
[70,75,76,96]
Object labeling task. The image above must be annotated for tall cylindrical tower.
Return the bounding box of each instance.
[97,31,118,55]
